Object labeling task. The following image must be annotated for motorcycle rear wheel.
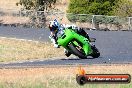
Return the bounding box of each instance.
[91,45,100,58]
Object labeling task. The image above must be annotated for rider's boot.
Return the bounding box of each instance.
[50,36,59,48]
[54,43,59,48]
[64,49,71,57]
[53,40,59,48]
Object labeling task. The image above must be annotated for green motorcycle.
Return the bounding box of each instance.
[57,28,100,59]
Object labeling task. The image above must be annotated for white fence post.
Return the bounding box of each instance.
[92,15,95,29]
[128,17,132,30]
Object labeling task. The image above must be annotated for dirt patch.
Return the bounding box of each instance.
[0,16,30,24]
[0,0,22,10]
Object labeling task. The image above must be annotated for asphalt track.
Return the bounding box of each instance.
[0,26,50,42]
[0,26,132,68]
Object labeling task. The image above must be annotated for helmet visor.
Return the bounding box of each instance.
[49,25,57,32]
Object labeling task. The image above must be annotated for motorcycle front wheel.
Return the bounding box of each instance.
[68,43,87,59]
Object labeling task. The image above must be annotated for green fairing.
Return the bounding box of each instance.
[57,28,92,55]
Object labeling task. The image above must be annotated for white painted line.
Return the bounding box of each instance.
[18,61,24,64]
[39,37,42,39]
[0,36,40,43]
[39,60,44,61]
[29,61,34,62]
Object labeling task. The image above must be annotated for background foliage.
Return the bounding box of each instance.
[16,0,56,10]
[67,0,132,24]
[67,0,132,17]
[16,0,57,27]
[112,0,132,17]
[67,0,117,15]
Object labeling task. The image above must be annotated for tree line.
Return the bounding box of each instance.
[17,0,132,17]
[16,0,56,11]
[67,0,132,17]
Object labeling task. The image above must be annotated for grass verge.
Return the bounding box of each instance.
[0,37,64,62]
[0,65,132,88]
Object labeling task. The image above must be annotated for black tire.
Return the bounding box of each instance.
[91,45,100,58]
[68,43,87,59]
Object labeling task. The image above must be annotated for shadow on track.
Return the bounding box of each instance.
[60,57,97,60]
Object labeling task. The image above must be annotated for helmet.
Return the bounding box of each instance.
[49,19,60,32]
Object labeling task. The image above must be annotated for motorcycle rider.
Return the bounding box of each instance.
[49,19,91,57]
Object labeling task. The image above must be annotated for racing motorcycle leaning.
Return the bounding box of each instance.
[52,27,100,59]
